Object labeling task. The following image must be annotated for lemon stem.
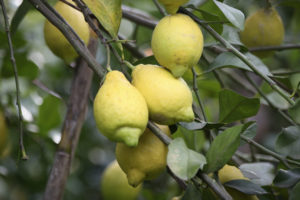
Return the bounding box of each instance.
[123,60,135,70]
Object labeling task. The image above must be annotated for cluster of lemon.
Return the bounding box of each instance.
[93,0,203,195]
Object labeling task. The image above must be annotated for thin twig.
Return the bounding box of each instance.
[249,44,300,52]
[240,135,295,168]
[0,0,28,160]
[243,72,297,126]
[178,7,294,106]
[192,67,207,122]
[271,70,300,76]
[152,0,167,16]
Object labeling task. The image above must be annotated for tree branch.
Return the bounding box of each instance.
[43,38,97,200]
[249,44,300,52]
[0,0,28,160]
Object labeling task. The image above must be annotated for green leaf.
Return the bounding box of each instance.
[11,1,33,34]
[224,180,268,195]
[179,121,224,131]
[240,162,275,186]
[205,125,243,173]
[273,168,300,188]
[167,138,207,181]
[218,89,260,123]
[288,99,300,124]
[83,0,122,38]
[240,122,257,145]
[275,126,300,160]
[37,95,62,135]
[182,183,202,200]
[133,55,158,66]
[213,0,244,30]
[206,52,271,76]
[290,181,300,200]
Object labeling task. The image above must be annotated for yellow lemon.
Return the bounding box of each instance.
[101,160,142,200]
[158,0,189,14]
[116,124,170,187]
[219,165,258,200]
[240,7,284,58]
[44,0,90,63]
[132,64,194,125]
[0,110,8,156]
[151,14,203,77]
[93,71,148,147]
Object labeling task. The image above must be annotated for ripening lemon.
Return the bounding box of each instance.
[44,0,90,63]
[93,71,148,147]
[116,124,171,187]
[240,7,284,58]
[151,14,203,77]
[132,64,194,125]
[158,0,189,14]
[101,160,142,200]
[218,165,258,200]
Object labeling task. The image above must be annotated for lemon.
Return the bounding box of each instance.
[44,0,90,63]
[101,160,142,200]
[93,71,148,147]
[0,110,8,156]
[151,14,203,77]
[240,7,284,58]
[132,64,194,125]
[116,124,170,187]
[218,165,258,200]
[158,0,189,14]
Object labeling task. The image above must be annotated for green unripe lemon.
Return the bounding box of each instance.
[101,160,142,200]
[240,7,284,58]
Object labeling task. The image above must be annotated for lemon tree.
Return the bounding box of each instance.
[1,0,300,200]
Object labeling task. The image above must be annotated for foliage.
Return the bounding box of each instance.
[0,0,300,200]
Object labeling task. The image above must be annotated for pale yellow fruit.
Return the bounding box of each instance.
[93,71,148,147]
[158,0,189,14]
[101,160,142,200]
[116,124,171,187]
[219,165,258,200]
[151,14,203,77]
[240,7,284,58]
[0,111,8,156]
[44,0,90,63]
[132,64,194,125]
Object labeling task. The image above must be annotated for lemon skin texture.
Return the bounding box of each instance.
[132,64,194,125]
[219,165,258,200]
[116,124,171,187]
[0,111,8,156]
[240,8,284,58]
[101,160,142,200]
[44,0,90,63]
[151,14,203,77]
[158,0,189,14]
[93,71,148,147]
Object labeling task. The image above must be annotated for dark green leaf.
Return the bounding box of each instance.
[182,183,202,200]
[167,138,207,181]
[205,125,243,173]
[273,168,300,188]
[224,179,268,195]
[11,1,33,34]
[240,122,257,146]
[133,55,158,66]
[275,126,300,160]
[290,181,300,200]
[288,99,300,124]
[218,89,260,123]
[37,95,62,135]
